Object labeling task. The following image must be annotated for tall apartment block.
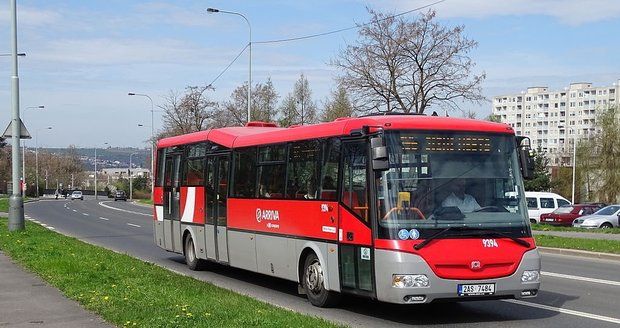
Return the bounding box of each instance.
[492,80,619,166]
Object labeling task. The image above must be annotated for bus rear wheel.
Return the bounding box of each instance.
[302,253,340,307]
[184,235,205,271]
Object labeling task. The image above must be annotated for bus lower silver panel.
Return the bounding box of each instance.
[172,220,182,253]
[205,224,216,260]
[255,234,297,281]
[227,230,257,272]
[154,221,163,247]
[181,224,207,260]
[374,248,541,304]
[216,226,229,263]
[163,219,173,251]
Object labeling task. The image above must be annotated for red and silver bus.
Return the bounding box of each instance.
[153,115,540,307]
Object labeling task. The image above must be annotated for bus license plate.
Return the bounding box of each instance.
[457,283,495,296]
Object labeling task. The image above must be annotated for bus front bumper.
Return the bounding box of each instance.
[374,248,541,304]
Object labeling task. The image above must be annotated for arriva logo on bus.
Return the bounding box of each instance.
[256,208,280,223]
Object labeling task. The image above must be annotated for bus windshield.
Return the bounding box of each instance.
[376,131,531,240]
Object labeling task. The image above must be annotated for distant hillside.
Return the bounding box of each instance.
[40,147,151,171]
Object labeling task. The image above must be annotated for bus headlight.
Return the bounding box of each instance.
[392,274,429,288]
[521,270,540,283]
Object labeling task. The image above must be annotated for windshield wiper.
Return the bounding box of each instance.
[414,226,463,250]
[413,226,530,250]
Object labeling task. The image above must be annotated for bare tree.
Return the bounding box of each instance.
[322,84,354,122]
[160,85,217,137]
[332,9,485,115]
[278,74,318,127]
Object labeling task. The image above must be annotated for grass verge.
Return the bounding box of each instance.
[135,198,153,205]
[535,235,620,254]
[0,219,342,328]
[531,223,620,234]
[0,197,8,212]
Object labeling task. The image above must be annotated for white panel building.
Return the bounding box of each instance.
[492,80,619,165]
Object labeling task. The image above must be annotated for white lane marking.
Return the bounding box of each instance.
[126,223,141,228]
[82,213,90,216]
[27,218,34,221]
[72,209,77,212]
[98,217,109,221]
[98,201,152,217]
[40,223,47,227]
[504,299,620,325]
[25,215,30,218]
[542,271,620,287]
[46,226,55,230]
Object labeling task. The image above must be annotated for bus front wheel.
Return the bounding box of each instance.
[302,253,340,307]
[184,235,205,271]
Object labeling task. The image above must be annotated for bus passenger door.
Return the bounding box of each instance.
[163,153,182,252]
[205,154,230,263]
[339,140,374,297]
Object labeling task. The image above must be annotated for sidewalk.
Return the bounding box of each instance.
[532,229,620,241]
[0,252,113,327]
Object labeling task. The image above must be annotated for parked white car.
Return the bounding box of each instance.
[525,192,571,223]
[573,205,620,229]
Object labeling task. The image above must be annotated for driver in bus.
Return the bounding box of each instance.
[441,178,481,213]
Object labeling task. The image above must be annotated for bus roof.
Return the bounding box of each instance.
[157,115,514,149]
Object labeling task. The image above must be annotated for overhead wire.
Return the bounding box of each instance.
[254,0,447,44]
[207,43,249,88]
[207,0,447,86]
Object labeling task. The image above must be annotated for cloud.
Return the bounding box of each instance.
[0,5,60,27]
[31,38,237,66]
[378,0,620,25]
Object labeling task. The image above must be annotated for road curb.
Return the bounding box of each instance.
[131,201,151,208]
[538,246,620,261]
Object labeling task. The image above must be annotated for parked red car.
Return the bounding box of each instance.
[539,204,602,226]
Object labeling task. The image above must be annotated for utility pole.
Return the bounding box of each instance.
[8,0,24,231]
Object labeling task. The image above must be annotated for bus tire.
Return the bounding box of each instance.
[302,252,340,307]
[184,234,205,271]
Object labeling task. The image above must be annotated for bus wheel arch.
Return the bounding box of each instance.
[183,229,205,271]
[298,246,340,307]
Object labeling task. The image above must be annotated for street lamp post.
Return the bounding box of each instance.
[128,93,155,194]
[571,130,577,204]
[35,127,52,198]
[8,0,24,231]
[207,7,252,123]
[129,152,138,200]
[94,142,109,199]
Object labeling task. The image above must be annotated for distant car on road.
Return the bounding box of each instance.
[573,205,620,229]
[539,204,602,226]
[114,190,127,201]
[70,191,83,200]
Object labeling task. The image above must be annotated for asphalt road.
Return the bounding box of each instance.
[25,198,620,328]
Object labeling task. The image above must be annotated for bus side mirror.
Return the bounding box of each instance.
[371,136,389,171]
[516,136,534,180]
[519,147,534,180]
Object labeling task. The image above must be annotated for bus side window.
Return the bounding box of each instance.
[342,142,369,222]
[257,145,286,198]
[320,138,340,200]
[232,148,257,198]
[156,148,166,187]
[286,140,320,199]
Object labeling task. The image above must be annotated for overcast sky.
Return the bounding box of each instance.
[1,0,619,148]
